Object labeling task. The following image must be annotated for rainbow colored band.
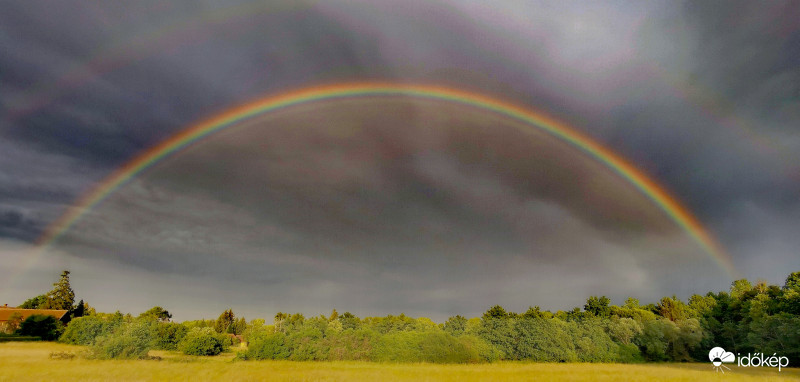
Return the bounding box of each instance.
[34,83,737,277]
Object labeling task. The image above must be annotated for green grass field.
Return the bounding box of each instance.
[1,342,797,381]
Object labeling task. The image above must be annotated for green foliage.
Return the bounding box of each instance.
[482,305,509,320]
[443,315,467,336]
[656,296,688,321]
[72,299,86,319]
[42,270,75,311]
[476,317,515,359]
[178,327,226,356]
[59,315,121,345]
[730,279,753,300]
[571,319,621,362]
[338,312,360,331]
[363,314,418,334]
[242,332,290,360]
[606,316,642,345]
[513,318,577,362]
[584,296,611,318]
[150,322,188,350]
[88,322,152,359]
[138,306,172,321]
[323,328,378,361]
[3,312,24,334]
[215,309,235,334]
[16,315,62,341]
[23,268,800,365]
[18,295,47,309]
[372,331,483,363]
[521,306,552,319]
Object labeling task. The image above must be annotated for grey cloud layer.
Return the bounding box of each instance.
[1,0,798,318]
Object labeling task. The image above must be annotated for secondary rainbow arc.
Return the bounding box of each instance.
[34,82,738,277]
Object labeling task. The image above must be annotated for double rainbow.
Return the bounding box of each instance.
[34,83,737,277]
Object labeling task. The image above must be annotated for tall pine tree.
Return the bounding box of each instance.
[42,270,75,311]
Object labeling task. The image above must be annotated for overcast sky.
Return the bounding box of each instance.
[1,0,798,322]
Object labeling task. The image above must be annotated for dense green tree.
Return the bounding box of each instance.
[215,309,235,334]
[138,306,172,321]
[150,322,188,350]
[477,314,516,359]
[328,309,339,321]
[443,315,467,336]
[606,316,642,345]
[18,295,47,309]
[88,321,152,359]
[482,305,509,320]
[17,314,61,340]
[42,270,75,311]
[514,318,577,362]
[179,327,225,356]
[781,272,800,315]
[338,312,360,331]
[243,332,290,360]
[274,312,289,333]
[623,298,641,309]
[656,296,688,321]
[232,317,247,335]
[584,296,611,318]
[521,306,552,319]
[730,279,753,300]
[59,315,121,345]
[373,331,483,363]
[72,299,86,319]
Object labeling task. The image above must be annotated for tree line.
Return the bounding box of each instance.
[6,270,800,364]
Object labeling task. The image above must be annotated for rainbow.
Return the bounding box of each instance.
[34,82,738,277]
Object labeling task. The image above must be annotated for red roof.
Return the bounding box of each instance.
[0,307,68,322]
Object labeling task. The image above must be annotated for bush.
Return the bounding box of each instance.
[241,332,289,360]
[16,315,62,341]
[322,329,378,361]
[513,318,578,362]
[178,327,226,356]
[89,322,152,360]
[150,322,188,350]
[60,315,120,345]
[49,351,77,360]
[372,331,483,363]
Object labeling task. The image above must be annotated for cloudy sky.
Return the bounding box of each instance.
[1,0,798,321]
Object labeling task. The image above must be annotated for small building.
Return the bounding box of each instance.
[0,304,69,333]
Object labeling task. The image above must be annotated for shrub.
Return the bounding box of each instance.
[49,351,77,360]
[323,328,378,361]
[241,332,289,360]
[89,322,152,360]
[150,322,188,350]
[458,335,500,362]
[178,327,226,356]
[16,315,62,341]
[513,318,578,362]
[60,315,120,345]
[372,331,483,363]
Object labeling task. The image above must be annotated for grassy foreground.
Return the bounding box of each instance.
[1,342,797,382]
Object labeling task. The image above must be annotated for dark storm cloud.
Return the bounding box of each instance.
[47,98,725,319]
[1,0,799,318]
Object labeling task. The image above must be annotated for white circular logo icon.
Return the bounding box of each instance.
[709,347,735,368]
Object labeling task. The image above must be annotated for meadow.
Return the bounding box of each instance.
[1,342,797,382]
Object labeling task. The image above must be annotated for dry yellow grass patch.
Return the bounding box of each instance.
[0,342,797,381]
